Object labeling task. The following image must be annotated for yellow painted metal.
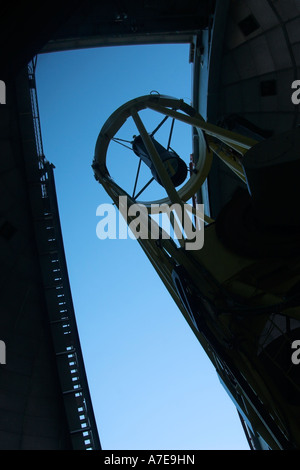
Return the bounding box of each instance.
[207,138,247,183]
[146,101,258,149]
[93,95,300,450]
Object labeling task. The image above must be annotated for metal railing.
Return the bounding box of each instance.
[27,58,101,450]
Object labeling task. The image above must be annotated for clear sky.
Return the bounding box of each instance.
[36,43,249,450]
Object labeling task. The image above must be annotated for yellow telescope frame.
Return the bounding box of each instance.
[93,94,300,450]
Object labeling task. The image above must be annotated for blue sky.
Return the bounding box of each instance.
[36,43,249,450]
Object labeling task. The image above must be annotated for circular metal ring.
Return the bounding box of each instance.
[94,94,212,207]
